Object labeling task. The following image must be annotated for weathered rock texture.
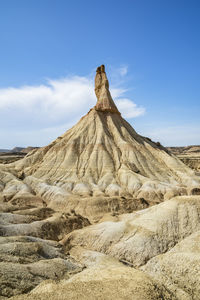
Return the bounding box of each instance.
[1,65,200,299]
[0,152,26,164]
[0,65,199,221]
[10,256,176,300]
[61,196,200,267]
[142,230,200,299]
[8,197,200,300]
[94,65,120,114]
[0,199,87,299]
[0,236,83,299]
[167,145,200,173]
[58,196,200,299]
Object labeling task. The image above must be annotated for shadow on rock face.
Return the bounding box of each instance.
[0,207,90,241]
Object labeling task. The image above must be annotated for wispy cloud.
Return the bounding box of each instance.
[118,65,128,76]
[109,65,129,86]
[116,99,145,118]
[143,125,200,146]
[0,70,145,148]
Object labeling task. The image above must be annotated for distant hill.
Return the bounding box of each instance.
[21,147,40,153]
[167,145,200,155]
[0,146,40,154]
[11,147,25,153]
[0,149,10,153]
[0,146,40,164]
[167,145,200,172]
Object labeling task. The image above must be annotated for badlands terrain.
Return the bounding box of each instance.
[0,148,39,164]
[0,65,200,300]
[167,146,200,173]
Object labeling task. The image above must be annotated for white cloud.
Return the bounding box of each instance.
[115,99,145,118]
[143,125,200,147]
[0,71,145,148]
[109,65,129,86]
[0,77,94,128]
[0,121,77,148]
[118,65,128,76]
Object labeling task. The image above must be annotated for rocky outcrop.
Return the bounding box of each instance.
[0,197,87,299]
[1,66,200,299]
[94,65,120,114]
[1,65,198,211]
[167,145,200,172]
[9,256,176,300]
[61,196,200,267]
[0,205,90,241]
[142,230,200,299]
[0,236,83,299]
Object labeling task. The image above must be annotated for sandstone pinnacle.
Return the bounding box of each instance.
[1,64,200,217]
[94,65,120,114]
[1,65,200,300]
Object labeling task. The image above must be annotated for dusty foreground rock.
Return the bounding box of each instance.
[1,196,198,300]
[61,196,200,267]
[0,236,83,299]
[142,230,200,299]
[10,257,176,300]
[0,205,87,299]
[0,66,200,299]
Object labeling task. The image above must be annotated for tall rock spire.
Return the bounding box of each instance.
[10,64,200,209]
[94,65,120,114]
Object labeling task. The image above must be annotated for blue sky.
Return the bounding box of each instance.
[0,0,199,148]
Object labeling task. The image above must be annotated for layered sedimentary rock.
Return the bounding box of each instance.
[0,65,198,221]
[0,236,83,299]
[59,196,200,299]
[10,256,176,300]
[1,65,200,299]
[142,230,200,300]
[94,64,120,114]
[8,196,200,300]
[61,196,200,267]
[167,145,200,173]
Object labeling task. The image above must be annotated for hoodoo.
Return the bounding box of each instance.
[1,66,200,300]
[94,65,120,114]
[1,65,200,220]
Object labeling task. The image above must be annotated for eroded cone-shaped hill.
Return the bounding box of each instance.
[2,65,200,218]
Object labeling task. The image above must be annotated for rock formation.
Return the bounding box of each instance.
[61,196,200,268]
[167,145,200,173]
[10,257,176,300]
[0,65,200,299]
[94,65,120,114]
[7,196,200,300]
[0,236,83,298]
[0,65,198,223]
